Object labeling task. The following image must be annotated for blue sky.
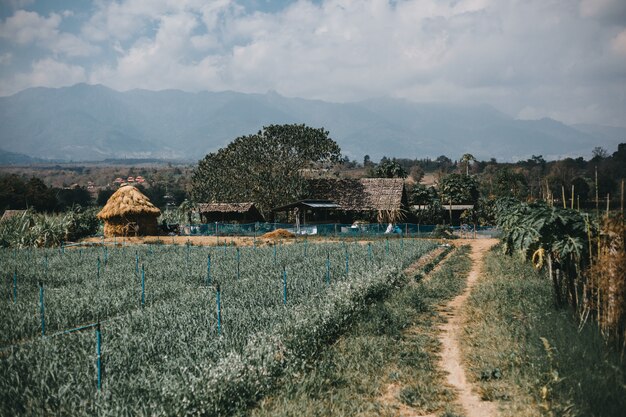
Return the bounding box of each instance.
[0,0,625,128]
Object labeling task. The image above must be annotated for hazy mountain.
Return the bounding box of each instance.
[0,84,621,162]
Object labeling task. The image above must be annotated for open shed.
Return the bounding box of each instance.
[197,202,265,224]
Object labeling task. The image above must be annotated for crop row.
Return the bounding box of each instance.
[0,239,437,416]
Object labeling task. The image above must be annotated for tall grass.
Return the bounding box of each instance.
[248,246,472,417]
[0,207,99,248]
[462,248,626,417]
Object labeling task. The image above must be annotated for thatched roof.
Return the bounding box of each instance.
[97,185,161,220]
[197,202,257,214]
[307,178,407,211]
[0,209,27,222]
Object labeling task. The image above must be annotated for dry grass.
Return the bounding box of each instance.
[261,229,296,239]
[96,185,160,220]
[589,215,626,352]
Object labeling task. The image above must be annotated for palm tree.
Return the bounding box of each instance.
[460,153,476,176]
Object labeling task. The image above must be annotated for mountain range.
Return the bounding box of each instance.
[0,83,623,163]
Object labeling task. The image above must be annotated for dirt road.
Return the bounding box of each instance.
[438,238,499,417]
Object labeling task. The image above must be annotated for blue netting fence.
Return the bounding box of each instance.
[173,222,500,238]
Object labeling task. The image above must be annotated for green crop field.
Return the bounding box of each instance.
[0,238,437,416]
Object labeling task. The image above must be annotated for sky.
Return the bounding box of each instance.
[0,0,625,128]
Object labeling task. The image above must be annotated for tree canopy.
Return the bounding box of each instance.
[191,124,341,216]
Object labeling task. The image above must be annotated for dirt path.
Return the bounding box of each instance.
[436,238,499,417]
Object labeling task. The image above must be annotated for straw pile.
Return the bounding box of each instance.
[97,186,161,237]
[261,229,295,239]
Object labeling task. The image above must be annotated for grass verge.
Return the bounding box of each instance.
[462,248,626,417]
[245,245,472,417]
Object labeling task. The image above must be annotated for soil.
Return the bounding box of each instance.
[379,238,499,417]
[436,238,499,417]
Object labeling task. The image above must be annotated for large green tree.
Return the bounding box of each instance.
[439,173,480,205]
[191,124,341,216]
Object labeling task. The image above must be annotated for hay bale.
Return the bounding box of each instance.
[261,229,296,239]
[97,186,161,237]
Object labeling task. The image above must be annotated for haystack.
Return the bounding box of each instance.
[97,186,161,237]
[262,229,296,239]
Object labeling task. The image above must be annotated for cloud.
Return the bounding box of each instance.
[0,52,11,65]
[0,10,98,57]
[612,29,626,55]
[0,0,34,9]
[0,0,624,128]
[0,58,86,95]
[579,0,626,23]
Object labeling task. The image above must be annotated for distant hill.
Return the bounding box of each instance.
[0,149,45,165]
[0,84,622,162]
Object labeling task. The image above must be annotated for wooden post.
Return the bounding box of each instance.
[571,184,574,209]
[606,194,610,217]
[620,178,624,217]
[562,185,566,209]
[595,166,599,216]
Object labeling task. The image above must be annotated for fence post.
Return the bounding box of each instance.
[96,322,102,391]
[345,252,349,276]
[368,242,372,262]
[216,284,222,336]
[236,248,240,280]
[97,257,101,282]
[283,267,287,305]
[39,281,45,337]
[206,254,211,286]
[141,264,145,307]
[12,268,16,303]
[326,252,330,285]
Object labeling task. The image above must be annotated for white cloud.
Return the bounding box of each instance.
[0,0,624,127]
[0,0,34,9]
[579,0,626,22]
[0,58,86,95]
[0,10,98,57]
[612,29,626,55]
[0,52,12,65]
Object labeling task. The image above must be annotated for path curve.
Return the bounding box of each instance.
[438,238,499,417]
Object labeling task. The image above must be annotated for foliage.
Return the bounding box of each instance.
[192,124,341,217]
[462,250,626,417]
[494,198,626,352]
[372,160,408,178]
[246,247,471,417]
[439,173,479,205]
[460,197,497,225]
[492,167,528,199]
[0,207,99,248]
[0,239,436,416]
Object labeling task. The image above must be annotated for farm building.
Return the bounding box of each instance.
[273,178,410,224]
[97,185,161,237]
[197,202,265,223]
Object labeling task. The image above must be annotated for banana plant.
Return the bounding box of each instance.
[495,198,589,307]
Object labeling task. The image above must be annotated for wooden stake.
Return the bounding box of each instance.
[606,194,610,217]
[595,166,599,216]
[620,178,624,217]
[571,184,574,209]
[562,185,566,209]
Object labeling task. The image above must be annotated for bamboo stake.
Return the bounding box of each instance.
[571,184,574,209]
[595,166,599,216]
[562,185,567,209]
[620,178,624,217]
[606,194,610,218]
